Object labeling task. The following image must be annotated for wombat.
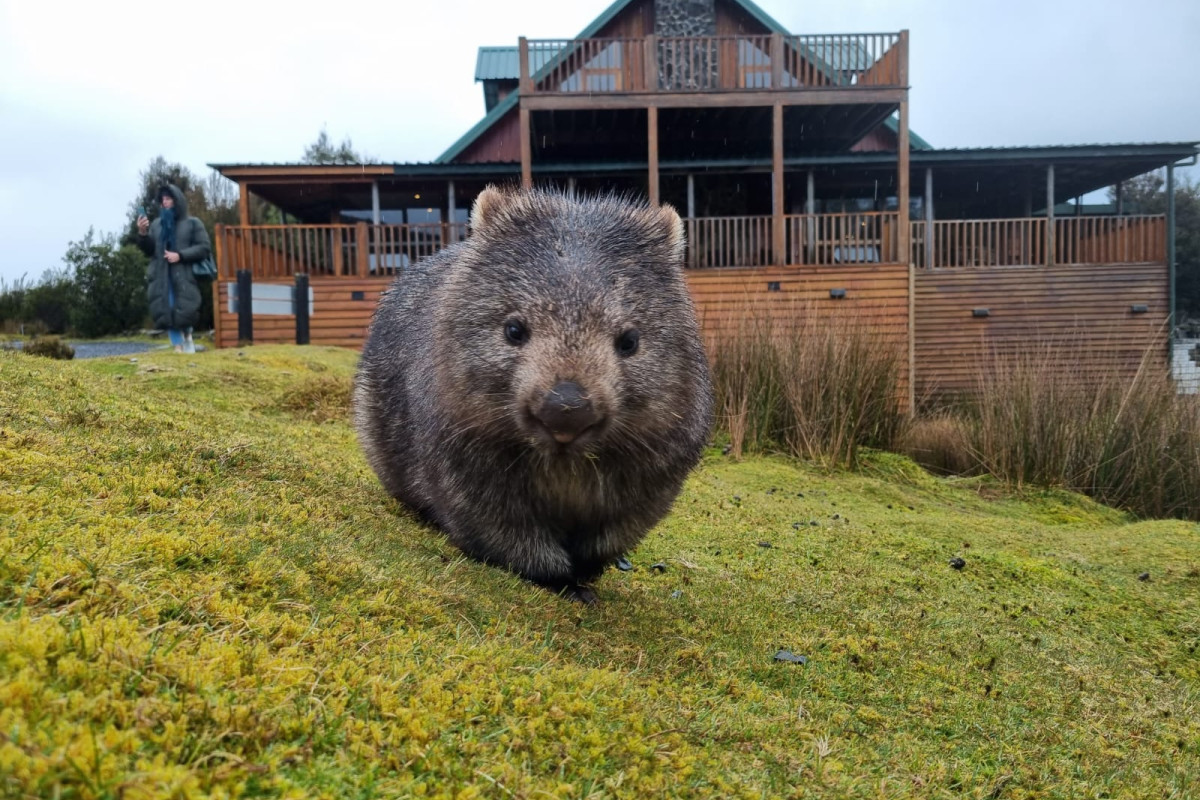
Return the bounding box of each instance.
[353,186,713,602]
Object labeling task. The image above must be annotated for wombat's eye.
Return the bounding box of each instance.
[504,319,529,346]
[615,328,640,357]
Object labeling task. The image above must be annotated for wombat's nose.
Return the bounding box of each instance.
[535,381,601,443]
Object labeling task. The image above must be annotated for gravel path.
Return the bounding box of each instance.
[5,341,207,359]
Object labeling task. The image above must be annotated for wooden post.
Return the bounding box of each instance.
[1075,195,1082,217]
[806,170,815,264]
[371,181,381,225]
[648,106,660,206]
[294,273,310,346]
[518,37,533,94]
[1046,164,1055,266]
[772,102,784,265]
[897,97,910,263]
[520,106,533,189]
[238,183,250,226]
[1115,181,1124,215]
[1168,163,1177,344]
[687,174,695,219]
[236,269,253,345]
[770,33,783,89]
[447,180,457,240]
[644,35,658,91]
[356,221,369,277]
[897,34,913,415]
[567,177,576,198]
[924,168,933,270]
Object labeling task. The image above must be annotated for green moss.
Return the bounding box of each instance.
[2,345,1198,798]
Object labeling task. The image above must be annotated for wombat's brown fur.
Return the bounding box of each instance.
[353,187,713,601]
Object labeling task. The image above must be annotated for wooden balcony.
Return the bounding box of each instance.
[519,32,906,99]
[214,214,1166,280]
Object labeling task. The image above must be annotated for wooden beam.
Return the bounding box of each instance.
[520,106,532,189]
[371,181,381,225]
[648,106,659,206]
[447,180,456,222]
[520,88,905,111]
[1115,181,1124,216]
[238,183,250,226]
[772,102,784,265]
[687,174,695,218]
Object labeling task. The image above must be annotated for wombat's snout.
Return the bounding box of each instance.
[533,381,603,444]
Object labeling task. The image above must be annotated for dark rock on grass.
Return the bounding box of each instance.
[757,541,773,548]
[792,522,803,530]
[650,562,667,573]
[949,557,967,570]
[671,590,683,599]
[1138,572,1151,582]
[773,649,808,665]
[614,557,634,572]
[832,514,841,520]
[810,520,819,526]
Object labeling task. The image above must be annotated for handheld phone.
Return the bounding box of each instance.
[137,205,147,218]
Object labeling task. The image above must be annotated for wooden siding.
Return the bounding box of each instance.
[595,0,652,38]
[456,107,521,163]
[213,264,911,358]
[913,262,1169,397]
[214,278,391,350]
[715,0,772,37]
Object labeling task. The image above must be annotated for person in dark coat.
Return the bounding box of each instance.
[136,184,211,353]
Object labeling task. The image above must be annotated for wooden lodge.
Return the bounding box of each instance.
[207,0,1199,403]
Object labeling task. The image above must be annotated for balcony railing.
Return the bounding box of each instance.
[910,215,1165,269]
[215,222,469,279]
[214,214,1167,280]
[519,32,905,95]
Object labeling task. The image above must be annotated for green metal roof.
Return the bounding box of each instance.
[475,45,563,82]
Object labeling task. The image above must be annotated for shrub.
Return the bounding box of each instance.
[706,299,906,468]
[938,332,1200,520]
[21,270,77,335]
[67,232,149,337]
[24,336,75,360]
[899,414,975,476]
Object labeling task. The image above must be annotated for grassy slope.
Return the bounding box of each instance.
[1,345,1198,799]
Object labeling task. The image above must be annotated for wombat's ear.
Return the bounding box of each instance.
[470,185,517,234]
[655,203,686,266]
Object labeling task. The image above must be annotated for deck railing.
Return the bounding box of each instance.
[785,212,899,265]
[215,214,1167,279]
[216,223,468,279]
[686,216,774,268]
[520,31,905,94]
[911,215,1165,269]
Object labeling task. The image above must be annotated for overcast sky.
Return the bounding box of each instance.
[1,0,1197,285]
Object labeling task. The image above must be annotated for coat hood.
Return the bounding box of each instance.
[158,184,189,219]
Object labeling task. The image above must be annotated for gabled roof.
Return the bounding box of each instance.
[439,0,924,164]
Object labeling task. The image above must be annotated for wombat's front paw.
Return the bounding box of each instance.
[562,584,598,606]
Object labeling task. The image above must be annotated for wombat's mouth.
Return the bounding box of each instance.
[521,411,608,452]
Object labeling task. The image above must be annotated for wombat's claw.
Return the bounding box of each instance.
[563,584,599,606]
